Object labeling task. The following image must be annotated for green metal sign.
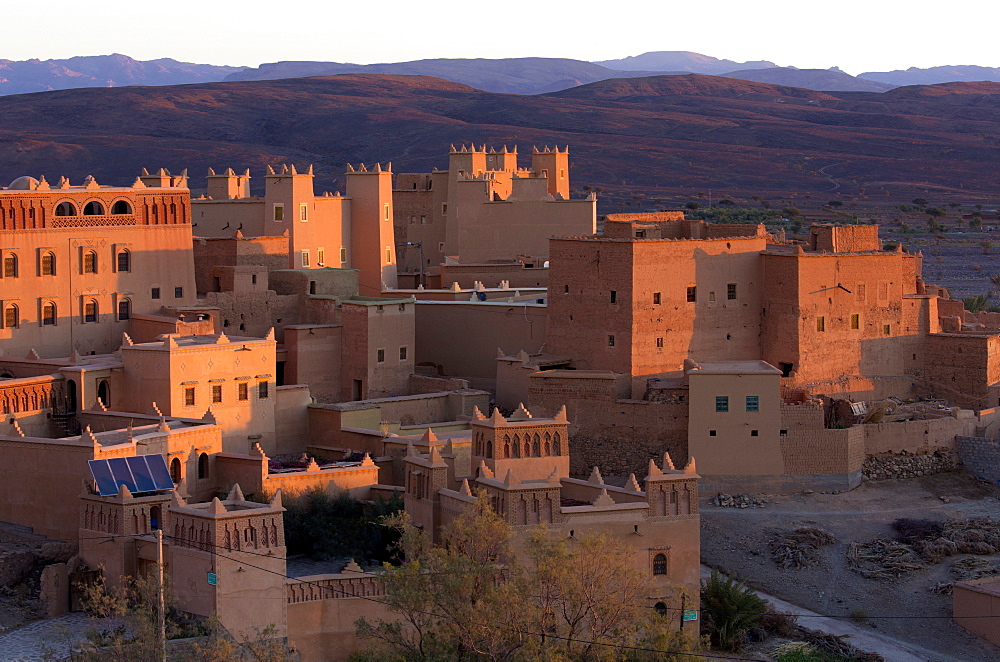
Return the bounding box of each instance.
[682,610,698,622]
[207,572,217,586]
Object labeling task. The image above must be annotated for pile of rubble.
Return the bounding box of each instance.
[862,450,956,481]
[710,493,767,508]
[769,526,837,569]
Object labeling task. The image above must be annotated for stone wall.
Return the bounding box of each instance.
[957,436,1000,484]
[862,450,957,480]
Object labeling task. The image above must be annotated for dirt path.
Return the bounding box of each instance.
[700,471,1000,662]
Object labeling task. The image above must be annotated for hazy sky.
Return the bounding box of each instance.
[4,1,996,75]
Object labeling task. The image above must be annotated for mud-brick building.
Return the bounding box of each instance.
[393,144,596,288]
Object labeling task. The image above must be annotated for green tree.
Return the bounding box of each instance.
[356,499,697,662]
[781,207,800,218]
[699,570,766,652]
[684,201,700,210]
[912,197,929,206]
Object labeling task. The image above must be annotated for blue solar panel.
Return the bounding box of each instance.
[88,460,118,496]
[126,456,157,493]
[88,455,175,497]
[146,454,174,491]
[107,457,138,494]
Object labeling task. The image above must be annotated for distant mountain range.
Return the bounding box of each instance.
[1,73,999,205]
[3,52,1000,97]
[0,54,241,95]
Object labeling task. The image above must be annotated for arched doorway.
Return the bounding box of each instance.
[65,380,77,413]
[97,380,110,409]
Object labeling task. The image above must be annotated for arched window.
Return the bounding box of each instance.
[83,201,105,216]
[54,202,77,217]
[486,440,493,457]
[544,441,551,455]
[653,553,667,575]
[111,200,132,215]
[84,299,98,323]
[197,453,209,479]
[512,434,520,458]
[42,302,57,326]
[170,457,181,483]
[3,254,17,278]
[83,250,97,274]
[4,304,17,329]
[532,434,541,457]
[523,440,530,457]
[654,601,668,616]
[41,252,55,276]
[503,442,510,459]
[149,505,161,531]
[553,433,561,456]
[117,298,130,321]
[97,380,110,408]
[116,249,130,272]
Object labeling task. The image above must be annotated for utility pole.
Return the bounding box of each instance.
[156,528,166,662]
[680,593,686,632]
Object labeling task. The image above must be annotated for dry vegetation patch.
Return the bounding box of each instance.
[769,527,837,570]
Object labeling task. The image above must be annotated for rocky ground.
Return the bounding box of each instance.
[701,470,1000,662]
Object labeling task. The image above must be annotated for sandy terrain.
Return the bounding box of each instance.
[701,471,1000,662]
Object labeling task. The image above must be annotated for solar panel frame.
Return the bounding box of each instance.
[147,454,174,491]
[126,456,157,493]
[107,457,139,494]
[88,459,118,497]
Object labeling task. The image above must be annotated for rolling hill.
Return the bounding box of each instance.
[0,73,998,207]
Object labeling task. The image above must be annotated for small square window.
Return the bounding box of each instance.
[399,346,408,360]
[709,291,716,302]
[816,316,825,332]
[780,429,788,436]
[709,430,717,437]
[273,204,284,222]
[238,382,248,401]
[686,286,696,302]
[317,248,325,265]
[340,247,347,263]
[727,283,737,300]
[184,387,195,407]
[299,203,308,222]
[258,381,269,399]
[610,290,617,303]
[151,287,160,300]
[851,314,860,329]
[564,285,569,293]
[212,384,223,403]
[655,337,664,348]
[746,395,759,412]
[608,335,615,347]
[301,250,310,268]
[883,324,891,336]
[715,396,729,413]
[377,348,385,363]
[653,292,661,305]
[750,429,759,437]
[174,287,183,299]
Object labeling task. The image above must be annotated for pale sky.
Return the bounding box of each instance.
[3,1,997,75]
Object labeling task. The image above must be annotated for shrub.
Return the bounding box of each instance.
[283,489,403,562]
[700,570,767,651]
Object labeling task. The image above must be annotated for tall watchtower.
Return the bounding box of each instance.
[345,163,398,295]
[469,404,570,481]
[206,168,250,200]
[530,146,570,199]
